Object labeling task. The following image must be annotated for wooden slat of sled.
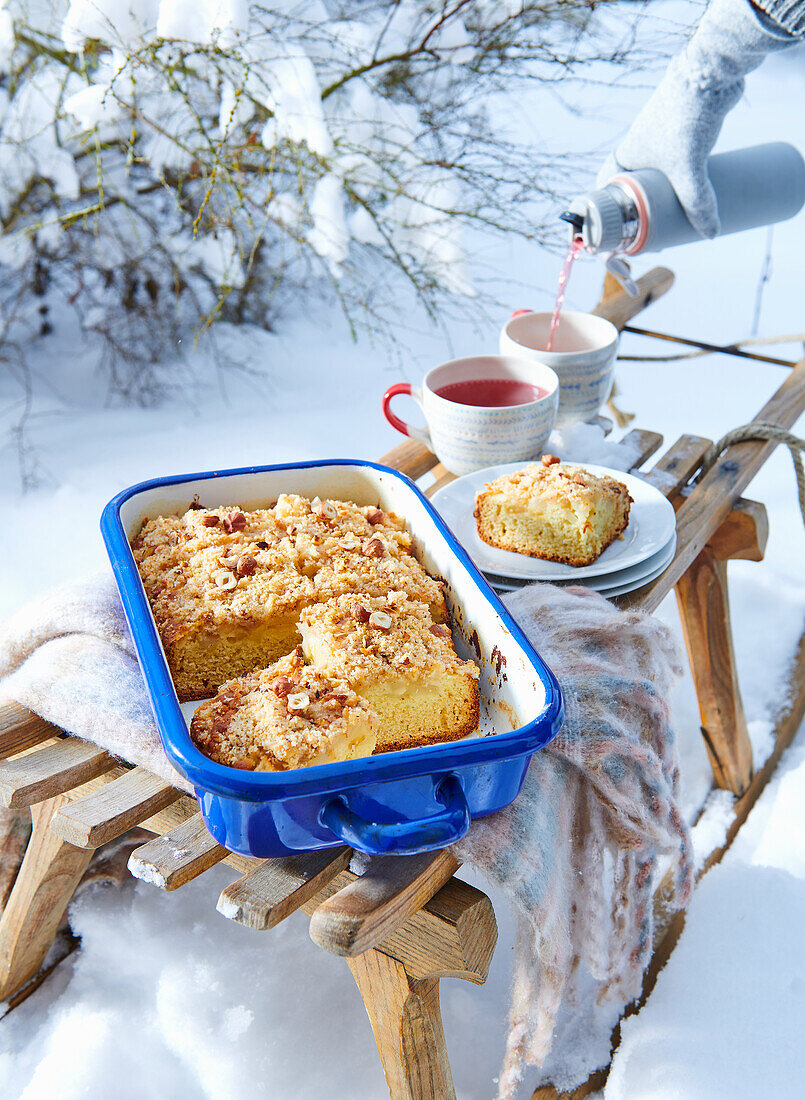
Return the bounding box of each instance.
[0,796,93,1000]
[0,738,115,808]
[618,427,664,468]
[305,871,498,984]
[51,768,182,849]
[379,440,441,481]
[594,267,675,332]
[622,358,805,616]
[127,814,228,890]
[216,848,353,931]
[640,434,711,497]
[308,850,461,957]
[0,704,61,761]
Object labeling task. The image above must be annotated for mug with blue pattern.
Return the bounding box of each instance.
[500,311,619,427]
[383,355,559,476]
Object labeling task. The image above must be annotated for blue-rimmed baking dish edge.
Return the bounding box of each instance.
[101,458,564,856]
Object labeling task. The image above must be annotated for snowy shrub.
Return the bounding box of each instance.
[0,0,648,416]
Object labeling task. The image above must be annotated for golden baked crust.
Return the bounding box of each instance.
[299,592,475,686]
[190,648,379,771]
[474,461,632,567]
[137,492,482,767]
[132,495,445,699]
[299,593,480,753]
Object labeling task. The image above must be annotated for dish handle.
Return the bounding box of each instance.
[318,774,470,856]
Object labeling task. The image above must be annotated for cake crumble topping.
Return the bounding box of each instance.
[299,592,479,685]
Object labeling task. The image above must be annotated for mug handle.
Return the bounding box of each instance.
[382,383,433,450]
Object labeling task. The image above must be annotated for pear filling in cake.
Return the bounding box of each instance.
[474,460,632,567]
[190,649,379,771]
[299,593,480,754]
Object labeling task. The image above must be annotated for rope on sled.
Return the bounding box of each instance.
[698,422,805,528]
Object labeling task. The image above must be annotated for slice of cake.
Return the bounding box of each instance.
[274,495,446,619]
[190,648,379,771]
[133,496,445,700]
[133,505,307,699]
[474,458,632,567]
[299,593,480,753]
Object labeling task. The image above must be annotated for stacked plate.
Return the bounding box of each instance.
[430,463,677,597]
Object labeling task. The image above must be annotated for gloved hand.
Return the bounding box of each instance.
[598,0,800,238]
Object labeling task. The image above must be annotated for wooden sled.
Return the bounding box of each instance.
[1,267,804,1100]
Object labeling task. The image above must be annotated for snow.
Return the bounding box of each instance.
[259,48,334,157]
[0,65,81,215]
[548,421,642,471]
[1,6,805,1100]
[33,0,513,326]
[307,173,350,273]
[0,875,389,1099]
[170,229,246,290]
[348,850,372,876]
[62,0,158,53]
[607,862,805,1100]
[127,857,168,888]
[607,737,805,1100]
[736,744,805,880]
[0,8,13,68]
[64,83,121,131]
[690,789,735,872]
[155,0,249,46]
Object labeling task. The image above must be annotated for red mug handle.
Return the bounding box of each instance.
[382,383,432,449]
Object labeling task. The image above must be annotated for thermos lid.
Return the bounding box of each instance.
[566,188,624,252]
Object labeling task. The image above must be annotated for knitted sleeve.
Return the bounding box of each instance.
[752,0,805,35]
[601,0,798,238]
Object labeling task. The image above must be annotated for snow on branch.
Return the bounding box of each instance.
[0,0,656,430]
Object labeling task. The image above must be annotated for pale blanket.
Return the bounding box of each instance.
[0,572,192,793]
[0,574,693,1095]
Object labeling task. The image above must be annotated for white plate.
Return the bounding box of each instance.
[483,532,676,592]
[487,535,677,597]
[430,462,677,582]
[599,540,677,597]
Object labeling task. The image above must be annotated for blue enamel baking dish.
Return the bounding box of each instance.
[101,459,563,858]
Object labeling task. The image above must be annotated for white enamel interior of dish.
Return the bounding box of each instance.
[118,463,549,741]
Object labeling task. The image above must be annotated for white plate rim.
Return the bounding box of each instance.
[490,534,677,597]
[430,461,677,582]
[596,538,678,596]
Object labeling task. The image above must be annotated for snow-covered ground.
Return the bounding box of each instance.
[608,737,805,1100]
[2,8,805,1100]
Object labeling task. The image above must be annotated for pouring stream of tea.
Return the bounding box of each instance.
[546,237,583,352]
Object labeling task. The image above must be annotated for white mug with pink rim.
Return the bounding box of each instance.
[382,355,559,476]
[499,310,619,427]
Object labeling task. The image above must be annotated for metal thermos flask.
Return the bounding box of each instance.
[562,142,805,254]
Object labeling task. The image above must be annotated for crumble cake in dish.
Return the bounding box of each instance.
[132,495,445,700]
[190,648,379,771]
[103,459,564,857]
[474,457,632,567]
[299,592,480,753]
